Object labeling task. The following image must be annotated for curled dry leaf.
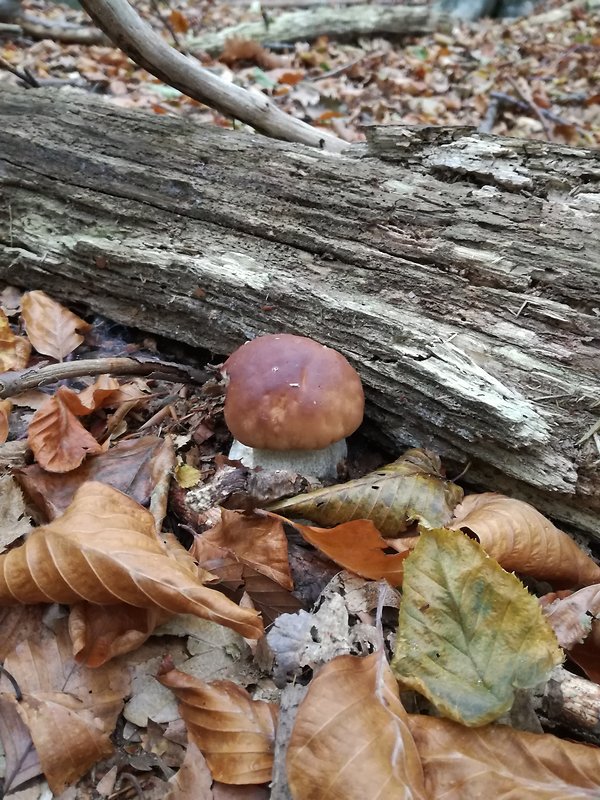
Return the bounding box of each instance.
[542,586,600,684]
[159,666,278,785]
[21,290,91,361]
[1,617,129,795]
[268,448,462,535]
[0,307,31,371]
[407,714,600,799]
[28,387,104,473]
[450,493,600,587]
[0,482,263,640]
[168,741,213,800]
[271,513,408,585]
[391,528,563,726]
[287,652,426,800]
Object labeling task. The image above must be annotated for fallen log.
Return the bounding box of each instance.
[0,87,599,538]
[187,5,450,56]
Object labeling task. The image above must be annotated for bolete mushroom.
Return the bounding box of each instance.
[222,333,364,481]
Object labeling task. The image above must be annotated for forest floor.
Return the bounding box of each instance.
[1,0,599,145]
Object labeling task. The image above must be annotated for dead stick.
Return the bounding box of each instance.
[0,357,208,399]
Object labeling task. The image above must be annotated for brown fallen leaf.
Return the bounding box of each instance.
[0,617,129,795]
[0,482,263,640]
[450,493,600,587]
[159,666,278,785]
[0,307,31,371]
[268,448,462,535]
[0,398,11,444]
[168,741,213,800]
[21,290,91,361]
[0,604,45,661]
[27,387,104,473]
[287,652,426,800]
[16,436,173,521]
[407,714,600,799]
[199,510,293,590]
[272,514,408,585]
[76,374,120,410]
[541,586,600,684]
[0,694,42,793]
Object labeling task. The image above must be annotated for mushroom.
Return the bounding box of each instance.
[222,333,364,481]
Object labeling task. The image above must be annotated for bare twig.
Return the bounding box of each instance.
[0,666,22,701]
[490,91,582,132]
[478,95,500,134]
[147,0,183,51]
[0,356,208,399]
[78,0,345,152]
[505,76,553,140]
[0,54,39,86]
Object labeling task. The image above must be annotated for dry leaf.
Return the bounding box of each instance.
[27,388,104,473]
[0,307,31,370]
[0,474,32,551]
[0,617,129,794]
[287,652,426,800]
[268,449,462,535]
[0,482,263,641]
[220,38,283,69]
[69,602,170,667]
[76,374,120,410]
[16,435,172,520]
[21,290,90,361]
[408,714,600,798]
[542,586,600,683]
[168,741,213,800]
[176,463,202,488]
[273,514,408,585]
[0,397,11,443]
[200,510,293,590]
[451,493,600,587]
[159,666,278,784]
[0,694,42,793]
[0,604,45,661]
[391,528,563,726]
[169,8,190,33]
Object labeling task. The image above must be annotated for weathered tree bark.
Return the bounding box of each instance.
[0,87,599,538]
[187,5,450,56]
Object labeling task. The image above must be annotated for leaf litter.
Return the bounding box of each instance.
[0,11,600,781]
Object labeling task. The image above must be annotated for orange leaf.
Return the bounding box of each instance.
[21,290,90,361]
[272,514,408,585]
[1,617,129,795]
[169,8,190,33]
[450,493,600,587]
[0,398,11,444]
[0,308,31,371]
[76,374,120,411]
[27,390,103,472]
[0,482,263,640]
[159,667,277,784]
[287,652,426,800]
[407,714,600,798]
[200,510,293,590]
[277,71,305,85]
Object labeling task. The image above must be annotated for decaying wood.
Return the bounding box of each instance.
[0,88,599,537]
[187,5,450,57]
[533,666,600,747]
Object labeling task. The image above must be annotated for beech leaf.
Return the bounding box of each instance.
[407,714,600,799]
[0,398,11,444]
[0,306,31,371]
[27,388,104,473]
[0,695,42,793]
[542,585,600,650]
[159,666,278,785]
[287,652,426,800]
[0,617,129,795]
[268,448,463,535]
[21,290,91,361]
[273,514,408,585]
[391,528,563,726]
[0,482,263,641]
[168,741,213,800]
[450,493,600,587]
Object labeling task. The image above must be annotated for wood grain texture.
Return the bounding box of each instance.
[0,87,599,534]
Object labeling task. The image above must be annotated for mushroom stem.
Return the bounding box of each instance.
[228,439,347,482]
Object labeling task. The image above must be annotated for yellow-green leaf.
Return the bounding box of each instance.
[267,449,462,536]
[391,528,563,726]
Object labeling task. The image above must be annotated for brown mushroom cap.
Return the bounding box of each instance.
[223,334,364,451]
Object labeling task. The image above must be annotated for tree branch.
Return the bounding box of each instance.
[78,0,345,152]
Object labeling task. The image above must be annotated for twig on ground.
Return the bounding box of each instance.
[478,94,500,133]
[506,76,553,140]
[0,357,208,399]
[147,0,184,51]
[481,91,582,135]
[0,54,39,86]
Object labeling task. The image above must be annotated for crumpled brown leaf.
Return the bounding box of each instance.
[450,493,600,587]
[287,652,426,800]
[268,448,462,535]
[0,482,263,641]
[159,665,277,785]
[0,307,31,371]
[21,290,90,361]
[0,398,11,445]
[407,713,600,799]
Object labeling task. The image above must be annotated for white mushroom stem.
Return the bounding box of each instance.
[228,439,347,482]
